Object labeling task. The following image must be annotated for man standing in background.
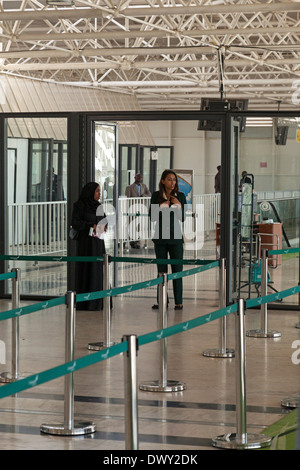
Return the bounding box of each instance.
[125,173,151,198]
[125,173,151,248]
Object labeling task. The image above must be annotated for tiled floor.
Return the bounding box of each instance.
[0,244,299,451]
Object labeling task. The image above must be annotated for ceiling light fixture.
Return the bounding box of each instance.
[246,117,273,127]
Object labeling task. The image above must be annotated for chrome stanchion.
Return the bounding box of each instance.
[281,395,299,408]
[41,291,96,436]
[246,249,281,338]
[212,299,272,449]
[0,268,26,383]
[88,254,116,350]
[123,334,139,450]
[203,259,235,358]
[139,274,186,392]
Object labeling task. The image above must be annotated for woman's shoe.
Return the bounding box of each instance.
[174,304,183,310]
[152,304,159,309]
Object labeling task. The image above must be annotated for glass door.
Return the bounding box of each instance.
[5,117,68,297]
[231,114,300,309]
[118,144,138,197]
[93,122,117,258]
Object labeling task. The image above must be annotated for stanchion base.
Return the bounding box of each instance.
[281,396,299,408]
[246,329,281,338]
[139,379,186,392]
[88,341,117,350]
[203,348,235,358]
[212,432,272,449]
[40,421,96,436]
[0,372,26,383]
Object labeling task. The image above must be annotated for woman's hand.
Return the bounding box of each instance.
[170,196,181,207]
[160,201,171,208]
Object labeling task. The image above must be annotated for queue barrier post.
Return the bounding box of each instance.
[0,268,26,383]
[212,299,272,449]
[281,395,299,409]
[246,249,281,339]
[123,334,139,450]
[88,254,116,350]
[40,291,96,436]
[203,258,235,358]
[139,273,186,392]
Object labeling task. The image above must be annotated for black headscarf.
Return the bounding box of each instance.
[79,182,101,211]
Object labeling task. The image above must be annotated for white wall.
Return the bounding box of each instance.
[148,120,300,194]
[147,120,221,194]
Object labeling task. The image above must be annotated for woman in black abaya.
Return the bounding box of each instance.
[71,182,107,310]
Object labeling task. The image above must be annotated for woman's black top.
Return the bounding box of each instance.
[149,191,187,245]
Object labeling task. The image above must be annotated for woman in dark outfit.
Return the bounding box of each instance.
[71,182,107,311]
[150,170,187,310]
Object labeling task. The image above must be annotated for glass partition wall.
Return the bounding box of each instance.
[230,113,300,308]
[0,111,299,310]
[4,116,68,297]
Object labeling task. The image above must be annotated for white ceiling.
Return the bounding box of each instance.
[1,0,300,112]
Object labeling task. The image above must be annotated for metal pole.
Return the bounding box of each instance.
[246,249,281,338]
[64,290,75,430]
[11,268,20,379]
[212,299,272,449]
[193,211,197,259]
[40,291,96,436]
[236,299,247,443]
[261,248,268,335]
[0,268,24,383]
[139,273,186,392]
[88,254,116,350]
[203,259,234,358]
[281,395,299,409]
[160,273,168,388]
[123,334,139,450]
[103,254,112,346]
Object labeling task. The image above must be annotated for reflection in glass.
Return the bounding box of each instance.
[94,122,116,204]
[237,116,300,306]
[6,117,67,297]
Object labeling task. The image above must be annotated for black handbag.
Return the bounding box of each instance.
[69,226,79,240]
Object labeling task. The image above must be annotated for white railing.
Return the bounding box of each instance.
[256,190,300,201]
[8,201,67,256]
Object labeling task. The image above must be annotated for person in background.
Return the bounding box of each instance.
[240,170,251,186]
[125,173,151,198]
[125,173,151,249]
[71,182,107,311]
[214,165,221,193]
[149,169,187,310]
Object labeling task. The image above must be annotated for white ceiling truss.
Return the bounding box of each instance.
[1,0,300,111]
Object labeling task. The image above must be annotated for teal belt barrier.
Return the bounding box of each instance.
[0,262,219,321]
[0,248,299,401]
[0,301,237,400]
[269,247,300,255]
[0,271,17,281]
[0,282,299,400]
[0,254,214,265]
